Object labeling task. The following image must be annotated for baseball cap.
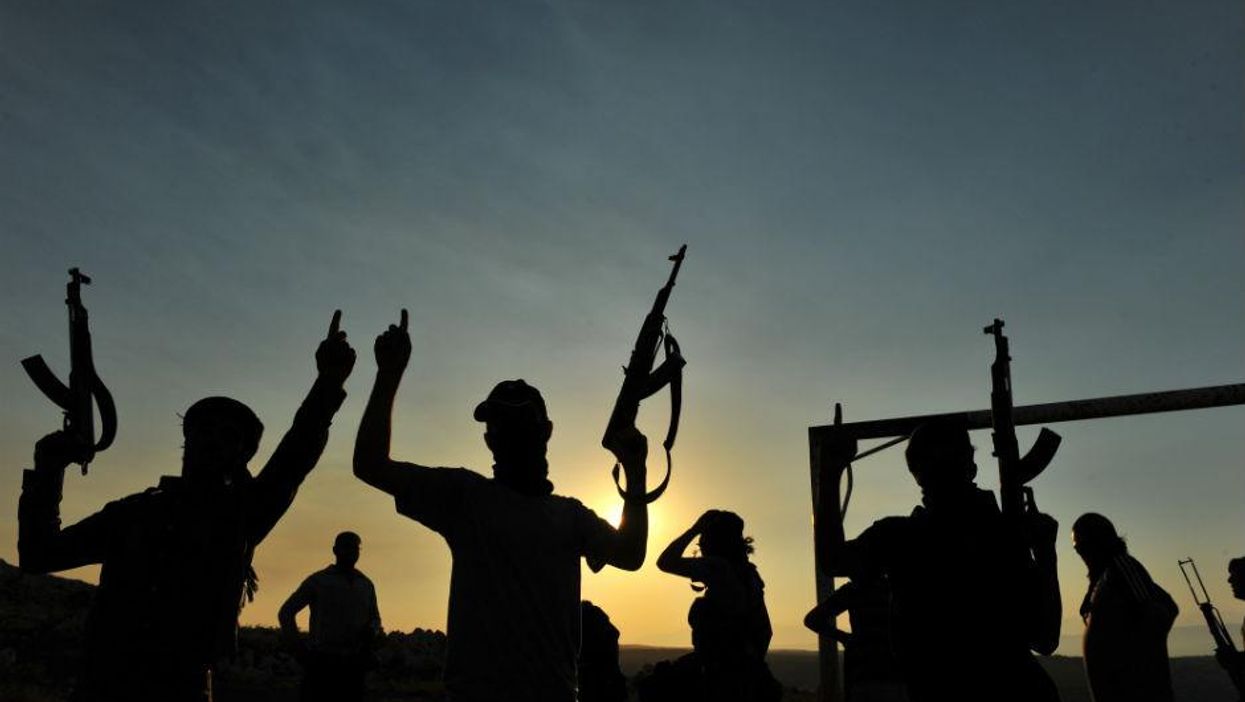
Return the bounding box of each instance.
[473,379,548,424]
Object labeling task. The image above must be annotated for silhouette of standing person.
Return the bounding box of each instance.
[18,312,356,702]
[644,510,780,702]
[279,531,382,702]
[1072,513,1178,702]
[352,310,650,702]
[1222,558,1245,694]
[579,600,628,702]
[818,418,1062,702]
[804,576,907,702]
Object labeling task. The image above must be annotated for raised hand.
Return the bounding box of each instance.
[34,430,93,471]
[316,310,357,385]
[606,424,649,475]
[694,509,721,531]
[374,309,411,376]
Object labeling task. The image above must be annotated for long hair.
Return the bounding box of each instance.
[692,511,757,593]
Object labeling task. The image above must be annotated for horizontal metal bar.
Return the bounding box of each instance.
[809,383,1245,442]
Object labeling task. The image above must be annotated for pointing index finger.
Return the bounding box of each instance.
[328,309,342,337]
[399,308,408,332]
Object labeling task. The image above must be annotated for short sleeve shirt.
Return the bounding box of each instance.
[295,565,380,655]
[395,467,617,702]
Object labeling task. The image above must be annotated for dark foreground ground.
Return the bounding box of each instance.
[3,561,1237,701]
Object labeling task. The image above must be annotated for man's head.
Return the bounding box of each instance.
[1229,557,1245,601]
[181,397,263,485]
[475,380,552,466]
[1071,512,1126,570]
[334,531,362,569]
[905,417,976,496]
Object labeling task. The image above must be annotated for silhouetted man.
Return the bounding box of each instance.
[1071,513,1177,702]
[804,576,907,702]
[818,418,1062,702]
[1218,557,1245,695]
[18,312,356,702]
[579,600,628,702]
[280,531,381,702]
[353,310,649,702]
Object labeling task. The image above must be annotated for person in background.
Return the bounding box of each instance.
[644,509,780,702]
[280,531,382,702]
[1072,512,1178,702]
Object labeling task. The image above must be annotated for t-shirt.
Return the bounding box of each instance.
[289,565,381,655]
[394,467,618,702]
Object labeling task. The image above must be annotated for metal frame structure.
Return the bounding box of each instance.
[807,382,1245,702]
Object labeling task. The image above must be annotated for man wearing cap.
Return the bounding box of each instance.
[817,417,1062,702]
[354,310,649,702]
[280,531,382,702]
[18,312,356,702]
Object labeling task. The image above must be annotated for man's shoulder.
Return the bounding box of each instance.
[102,479,174,515]
[864,514,915,535]
[401,466,487,495]
[546,492,604,520]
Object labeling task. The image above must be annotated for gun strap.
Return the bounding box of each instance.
[92,373,117,454]
[612,446,672,503]
[611,329,682,504]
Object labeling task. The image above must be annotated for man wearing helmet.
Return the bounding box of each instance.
[353,310,649,702]
[18,312,356,702]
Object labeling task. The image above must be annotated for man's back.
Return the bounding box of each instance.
[851,489,1055,702]
[297,565,380,655]
[1082,554,1176,702]
[394,467,617,702]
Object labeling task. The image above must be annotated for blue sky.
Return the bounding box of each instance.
[1,0,1241,652]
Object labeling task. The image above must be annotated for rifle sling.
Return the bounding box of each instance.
[611,332,683,503]
[92,372,118,453]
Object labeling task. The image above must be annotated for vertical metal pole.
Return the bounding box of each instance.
[809,430,842,702]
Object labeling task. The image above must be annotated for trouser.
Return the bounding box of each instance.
[300,651,368,702]
[72,662,213,702]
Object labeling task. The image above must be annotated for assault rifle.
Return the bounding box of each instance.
[983,319,1061,518]
[603,245,687,502]
[1179,558,1245,696]
[22,268,117,474]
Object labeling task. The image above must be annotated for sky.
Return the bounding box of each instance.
[0,0,1241,655]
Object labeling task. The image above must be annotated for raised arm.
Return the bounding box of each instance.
[600,426,649,571]
[353,309,416,497]
[657,511,715,581]
[18,431,112,573]
[248,312,354,542]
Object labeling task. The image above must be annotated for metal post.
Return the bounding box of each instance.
[809,429,840,702]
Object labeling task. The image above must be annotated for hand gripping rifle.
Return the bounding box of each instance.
[983,319,1061,518]
[22,268,117,474]
[603,245,687,503]
[1179,558,1245,696]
